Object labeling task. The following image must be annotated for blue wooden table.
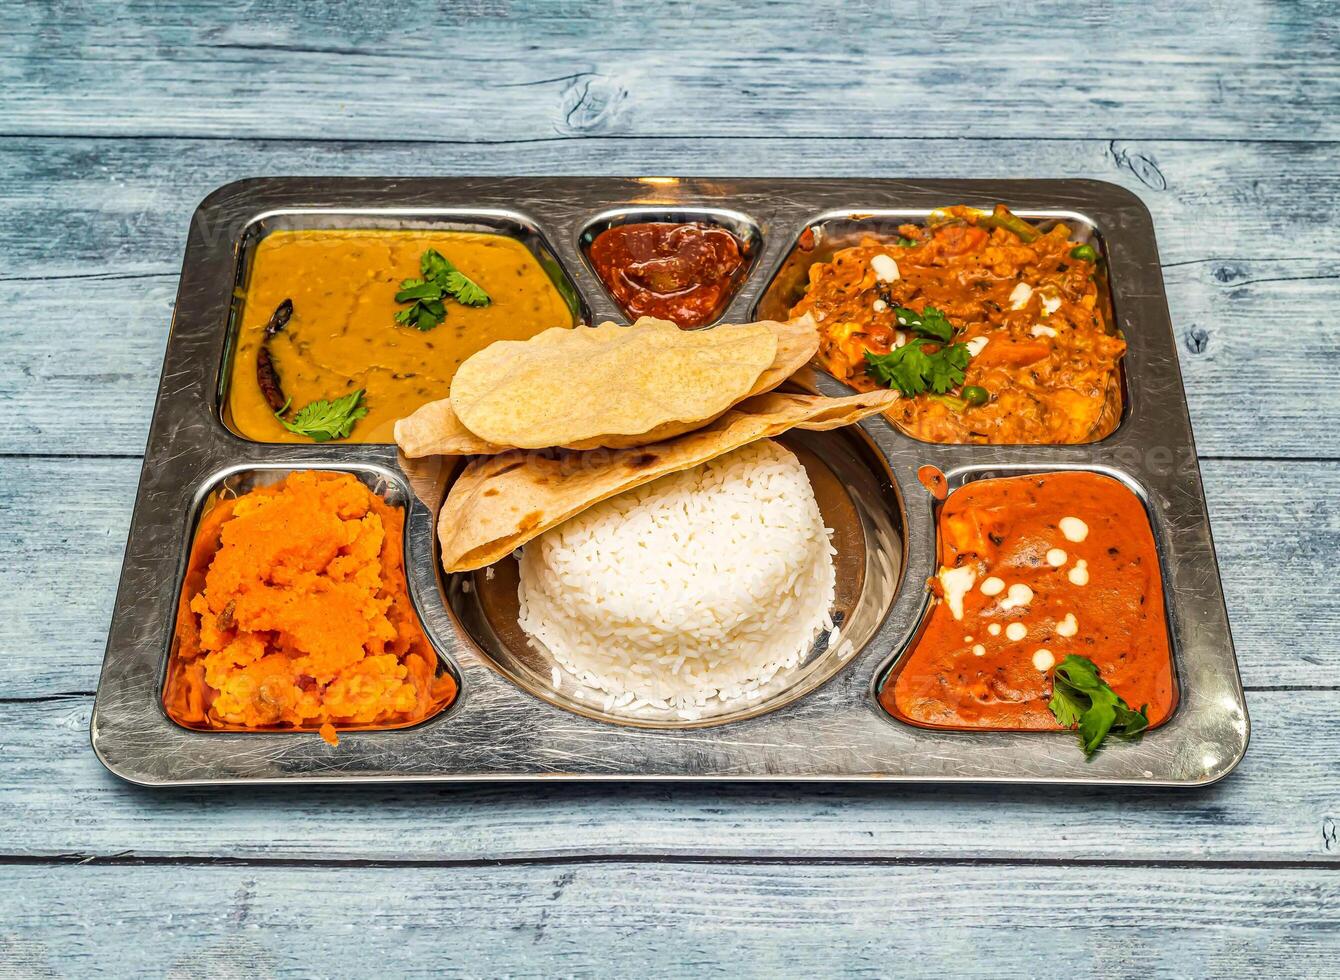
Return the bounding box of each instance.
[2,1,1338,975]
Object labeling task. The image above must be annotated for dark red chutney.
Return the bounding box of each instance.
[587,222,747,328]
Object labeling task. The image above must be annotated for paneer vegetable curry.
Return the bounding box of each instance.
[789,206,1123,444]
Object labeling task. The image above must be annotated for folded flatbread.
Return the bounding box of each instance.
[449,316,776,449]
[394,315,820,457]
[437,387,898,572]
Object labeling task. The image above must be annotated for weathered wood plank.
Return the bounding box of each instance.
[2,1,1338,142]
[4,137,1337,281]
[1163,259,1340,456]
[0,138,1336,457]
[0,277,174,457]
[0,687,1329,862]
[0,862,1335,977]
[1,457,1334,698]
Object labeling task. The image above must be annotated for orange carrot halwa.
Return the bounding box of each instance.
[164,471,455,738]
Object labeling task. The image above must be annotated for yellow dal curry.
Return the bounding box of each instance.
[227,230,575,443]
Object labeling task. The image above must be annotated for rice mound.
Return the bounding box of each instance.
[516,439,836,719]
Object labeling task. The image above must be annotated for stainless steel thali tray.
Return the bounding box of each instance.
[91,177,1248,786]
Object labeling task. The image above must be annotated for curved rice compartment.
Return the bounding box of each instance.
[440,424,905,729]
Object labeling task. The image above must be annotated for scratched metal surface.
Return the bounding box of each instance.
[90,177,1247,786]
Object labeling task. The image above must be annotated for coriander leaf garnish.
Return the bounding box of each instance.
[420,249,455,281]
[866,304,976,398]
[393,249,492,330]
[865,342,932,396]
[1047,654,1150,758]
[395,295,446,332]
[443,269,491,307]
[394,281,447,331]
[276,389,368,442]
[925,341,971,392]
[394,279,441,303]
[865,339,970,396]
[423,249,491,307]
[893,304,955,343]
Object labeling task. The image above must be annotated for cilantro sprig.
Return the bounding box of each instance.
[394,249,491,331]
[1047,654,1150,757]
[892,304,954,342]
[393,281,447,331]
[443,269,490,307]
[276,389,368,442]
[864,304,971,396]
[864,340,969,396]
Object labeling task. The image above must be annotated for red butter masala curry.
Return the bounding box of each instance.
[881,471,1175,732]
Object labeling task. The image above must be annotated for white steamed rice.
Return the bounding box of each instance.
[516,439,836,719]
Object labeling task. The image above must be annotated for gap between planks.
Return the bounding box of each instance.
[3,676,1336,702]
[1,853,1338,872]
[1,132,1339,147]
[0,688,1310,703]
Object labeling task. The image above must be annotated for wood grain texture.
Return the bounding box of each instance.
[4,457,1334,697]
[4,138,1338,281]
[2,688,1337,862]
[0,862,1336,978]
[2,0,1338,142]
[0,138,1337,457]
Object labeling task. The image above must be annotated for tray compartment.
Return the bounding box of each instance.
[161,462,463,736]
[440,423,905,728]
[752,208,1128,443]
[576,205,763,326]
[217,208,588,443]
[874,462,1182,734]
